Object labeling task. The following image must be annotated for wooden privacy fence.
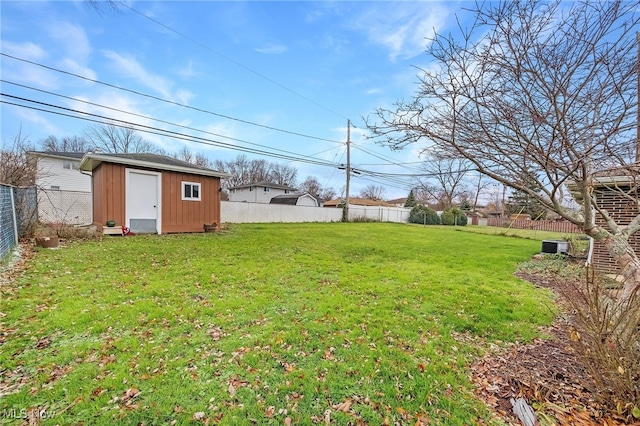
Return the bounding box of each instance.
[485,217,581,234]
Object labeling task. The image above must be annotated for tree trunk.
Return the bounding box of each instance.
[602,234,640,304]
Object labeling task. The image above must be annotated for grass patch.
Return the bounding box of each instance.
[448,224,571,241]
[0,223,555,424]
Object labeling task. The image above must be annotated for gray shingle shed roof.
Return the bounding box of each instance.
[79,152,232,178]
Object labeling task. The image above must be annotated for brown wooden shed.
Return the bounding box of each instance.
[79,153,231,234]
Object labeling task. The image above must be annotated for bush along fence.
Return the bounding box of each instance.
[0,184,37,260]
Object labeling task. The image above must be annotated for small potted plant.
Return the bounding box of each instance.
[106,220,116,227]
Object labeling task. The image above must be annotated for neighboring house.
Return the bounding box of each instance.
[387,197,408,207]
[228,181,298,204]
[26,151,92,225]
[270,193,319,207]
[323,197,395,208]
[79,152,231,234]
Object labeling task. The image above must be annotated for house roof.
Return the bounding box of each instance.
[566,163,640,188]
[79,152,232,178]
[27,151,86,161]
[229,181,298,191]
[386,197,408,205]
[269,193,318,206]
[323,197,395,207]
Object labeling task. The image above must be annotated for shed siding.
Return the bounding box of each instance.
[92,163,126,230]
[161,171,221,233]
[592,186,640,273]
[92,163,222,233]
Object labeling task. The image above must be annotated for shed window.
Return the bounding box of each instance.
[182,181,201,201]
[263,187,270,192]
[284,189,290,194]
[50,185,60,191]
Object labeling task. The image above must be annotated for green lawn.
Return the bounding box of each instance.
[0,223,556,425]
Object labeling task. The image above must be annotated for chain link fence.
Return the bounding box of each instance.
[37,189,92,225]
[1,184,37,260]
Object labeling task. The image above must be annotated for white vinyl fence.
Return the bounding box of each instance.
[221,201,410,224]
[348,205,411,222]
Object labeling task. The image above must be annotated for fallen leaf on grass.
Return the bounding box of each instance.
[265,406,275,418]
[193,411,206,420]
[332,399,352,413]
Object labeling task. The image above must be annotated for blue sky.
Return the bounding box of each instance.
[1,1,472,199]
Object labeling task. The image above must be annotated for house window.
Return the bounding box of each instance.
[263,187,270,192]
[63,160,78,170]
[50,185,60,191]
[284,189,290,194]
[182,181,201,201]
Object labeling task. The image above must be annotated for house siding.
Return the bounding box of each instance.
[229,187,289,203]
[35,156,91,192]
[592,185,640,273]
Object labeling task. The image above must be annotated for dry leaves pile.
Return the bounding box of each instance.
[470,271,637,425]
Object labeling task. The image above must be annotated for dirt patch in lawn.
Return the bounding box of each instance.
[470,270,635,425]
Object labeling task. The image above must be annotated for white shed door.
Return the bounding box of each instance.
[127,170,160,233]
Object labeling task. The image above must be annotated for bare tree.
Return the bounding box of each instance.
[269,163,298,186]
[469,172,492,212]
[85,124,159,154]
[214,154,299,190]
[419,154,469,209]
[299,176,337,202]
[173,146,212,168]
[369,0,640,302]
[359,184,386,201]
[413,183,438,206]
[175,146,193,164]
[193,152,211,168]
[40,135,91,153]
[1,129,36,186]
[85,0,122,15]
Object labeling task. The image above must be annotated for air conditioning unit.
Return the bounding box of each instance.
[541,240,568,254]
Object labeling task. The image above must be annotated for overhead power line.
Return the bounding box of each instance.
[0,53,344,144]
[122,3,350,122]
[0,93,340,168]
[1,80,336,162]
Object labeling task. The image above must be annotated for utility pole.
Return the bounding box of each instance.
[345,119,351,222]
[636,32,640,163]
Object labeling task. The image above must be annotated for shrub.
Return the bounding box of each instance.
[441,208,468,226]
[409,205,440,225]
[564,269,640,420]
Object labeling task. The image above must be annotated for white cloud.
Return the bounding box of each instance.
[352,3,447,62]
[255,43,288,55]
[0,39,59,98]
[48,21,91,62]
[1,41,48,60]
[366,88,382,95]
[103,50,181,102]
[13,107,59,135]
[59,58,97,80]
[176,60,196,79]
